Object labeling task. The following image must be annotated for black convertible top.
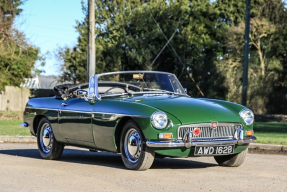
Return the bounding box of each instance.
[54,83,89,95]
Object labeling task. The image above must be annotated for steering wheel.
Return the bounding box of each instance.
[126,84,142,92]
[104,86,128,94]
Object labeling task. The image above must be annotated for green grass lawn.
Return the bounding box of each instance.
[0,120,31,136]
[0,120,286,145]
[253,122,287,145]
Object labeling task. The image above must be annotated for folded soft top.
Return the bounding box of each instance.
[54,83,89,95]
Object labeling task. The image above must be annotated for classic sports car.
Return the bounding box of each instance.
[21,71,256,170]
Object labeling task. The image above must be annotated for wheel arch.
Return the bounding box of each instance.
[33,115,48,136]
[114,116,143,153]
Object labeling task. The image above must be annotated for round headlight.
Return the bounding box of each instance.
[239,109,254,126]
[151,111,168,129]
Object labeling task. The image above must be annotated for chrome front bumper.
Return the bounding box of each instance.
[146,128,257,148]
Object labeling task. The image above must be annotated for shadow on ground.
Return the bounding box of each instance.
[0,146,217,170]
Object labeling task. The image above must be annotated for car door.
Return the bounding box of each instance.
[58,98,95,147]
[92,99,123,152]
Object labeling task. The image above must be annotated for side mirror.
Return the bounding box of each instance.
[183,88,187,93]
[76,89,88,101]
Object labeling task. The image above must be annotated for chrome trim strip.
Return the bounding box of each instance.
[25,107,59,111]
[98,91,187,98]
[99,91,188,98]
[146,136,257,148]
[146,140,186,148]
[178,122,242,128]
[96,71,174,76]
[60,109,92,114]
[186,136,234,140]
[25,107,149,118]
[94,75,101,100]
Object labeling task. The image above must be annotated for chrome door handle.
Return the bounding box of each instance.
[61,103,68,106]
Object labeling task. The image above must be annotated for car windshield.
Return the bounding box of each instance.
[94,72,185,97]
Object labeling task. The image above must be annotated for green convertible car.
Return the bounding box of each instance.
[21,71,256,170]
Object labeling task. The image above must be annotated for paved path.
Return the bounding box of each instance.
[0,143,286,192]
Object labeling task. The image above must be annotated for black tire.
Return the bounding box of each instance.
[214,149,247,167]
[120,120,155,171]
[37,118,64,160]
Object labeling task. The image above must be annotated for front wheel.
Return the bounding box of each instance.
[214,149,247,167]
[37,118,64,160]
[120,120,155,170]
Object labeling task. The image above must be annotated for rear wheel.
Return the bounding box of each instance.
[120,120,155,170]
[214,149,247,167]
[37,118,64,160]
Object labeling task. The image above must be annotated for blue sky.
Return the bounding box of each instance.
[15,0,87,76]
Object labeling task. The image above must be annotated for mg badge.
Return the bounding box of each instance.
[212,122,217,129]
[193,128,201,136]
[210,122,218,137]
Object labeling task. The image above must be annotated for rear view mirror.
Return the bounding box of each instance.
[133,73,144,79]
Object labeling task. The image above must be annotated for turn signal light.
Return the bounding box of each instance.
[246,130,253,136]
[158,133,173,139]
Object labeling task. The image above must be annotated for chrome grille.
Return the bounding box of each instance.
[177,123,242,139]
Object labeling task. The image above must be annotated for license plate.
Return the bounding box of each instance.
[194,145,234,156]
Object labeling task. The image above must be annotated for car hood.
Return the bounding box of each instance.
[127,95,242,124]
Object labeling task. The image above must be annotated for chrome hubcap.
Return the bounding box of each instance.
[124,129,141,163]
[40,123,53,154]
